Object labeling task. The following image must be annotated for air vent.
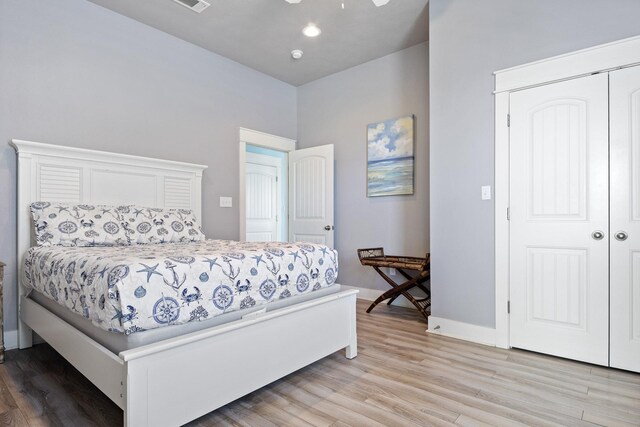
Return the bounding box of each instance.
[172,0,210,13]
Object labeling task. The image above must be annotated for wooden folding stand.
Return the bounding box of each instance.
[357,248,431,320]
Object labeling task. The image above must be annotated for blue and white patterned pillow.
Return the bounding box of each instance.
[30,202,206,247]
[30,202,132,247]
[128,207,205,244]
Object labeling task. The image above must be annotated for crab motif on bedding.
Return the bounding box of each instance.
[181,287,202,305]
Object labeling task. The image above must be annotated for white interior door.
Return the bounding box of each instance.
[610,65,640,372]
[289,144,334,247]
[509,74,609,366]
[246,152,280,242]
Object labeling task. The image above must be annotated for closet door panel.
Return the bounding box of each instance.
[610,65,640,373]
[509,74,609,366]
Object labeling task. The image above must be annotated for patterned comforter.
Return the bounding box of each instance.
[23,240,338,335]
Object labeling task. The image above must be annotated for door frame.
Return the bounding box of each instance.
[493,35,640,349]
[239,128,296,241]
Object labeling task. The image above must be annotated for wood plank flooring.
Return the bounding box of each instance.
[0,300,638,426]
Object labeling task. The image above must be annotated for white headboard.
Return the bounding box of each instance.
[10,139,207,348]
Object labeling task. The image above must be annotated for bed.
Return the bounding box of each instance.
[11,139,357,427]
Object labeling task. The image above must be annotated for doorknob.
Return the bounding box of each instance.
[615,231,628,241]
[591,230,605,240]
[324,225,333,231]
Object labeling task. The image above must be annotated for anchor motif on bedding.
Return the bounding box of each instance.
[134,208,155,220]
[265,255,281,276]
[121,221,135,240]
[67,208,85,220]
[222,258,240,283]
[300,251,313,270]
[163,260,186,291]
[103,208,125,222]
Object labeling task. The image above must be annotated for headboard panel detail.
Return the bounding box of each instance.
[38,164,82,203]
[164,176,193,209]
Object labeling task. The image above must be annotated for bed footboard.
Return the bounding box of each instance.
[120,289,357,427]
[22,290,357,427]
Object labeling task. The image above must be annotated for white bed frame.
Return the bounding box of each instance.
[10,139,358,427]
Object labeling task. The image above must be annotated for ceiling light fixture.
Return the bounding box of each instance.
[172,0,210,13]
[302,24,321,38]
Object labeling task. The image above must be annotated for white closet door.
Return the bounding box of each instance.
[610,65,640,372]
[509,74,609,365]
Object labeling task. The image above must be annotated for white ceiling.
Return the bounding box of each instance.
[87,0,429,86]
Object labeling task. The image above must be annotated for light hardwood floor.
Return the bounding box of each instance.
[0,300,638,426]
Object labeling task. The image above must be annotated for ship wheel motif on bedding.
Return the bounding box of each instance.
[212,284,234,310]
[152,295,180,324]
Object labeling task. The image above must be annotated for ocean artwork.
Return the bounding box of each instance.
[367,115,415,197]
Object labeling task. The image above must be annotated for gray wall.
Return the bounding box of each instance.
[430,0,640,327]
[0,0,297,336]
[297,43,429,293]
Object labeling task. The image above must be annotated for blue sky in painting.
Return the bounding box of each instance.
[367,116,414,162]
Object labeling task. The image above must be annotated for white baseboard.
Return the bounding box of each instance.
[4,330,18,351]
[344,285,496,348]
[5,329,45,351]
[340,285,418,310]
[427,316,496,347]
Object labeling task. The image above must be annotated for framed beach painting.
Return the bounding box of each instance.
[367,115,415,197]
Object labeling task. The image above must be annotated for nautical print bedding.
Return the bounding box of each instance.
[29,202,205,247]
[23,240,338,335]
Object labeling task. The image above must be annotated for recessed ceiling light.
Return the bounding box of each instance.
[302,24,321,38]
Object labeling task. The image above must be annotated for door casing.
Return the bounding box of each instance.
[239,128,295,241]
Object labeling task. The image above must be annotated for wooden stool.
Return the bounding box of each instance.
[357,248,430,321]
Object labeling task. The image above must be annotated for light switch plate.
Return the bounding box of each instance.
[220,196,233,208]
[481,186,492,200]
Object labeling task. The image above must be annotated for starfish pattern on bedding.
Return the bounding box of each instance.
[137,263,162,282]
